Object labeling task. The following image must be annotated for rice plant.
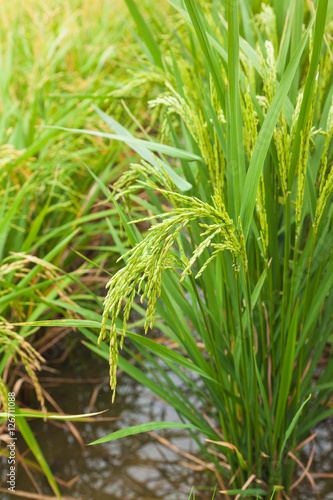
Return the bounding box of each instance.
[86,0,333,497]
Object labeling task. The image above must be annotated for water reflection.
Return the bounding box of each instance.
[0,350,332,499]
[293,419,333,499]
[1,351,214,499]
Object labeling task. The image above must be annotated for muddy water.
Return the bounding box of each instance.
[292,418,333,499]
[1,350,215,499]
[1,348,332,499]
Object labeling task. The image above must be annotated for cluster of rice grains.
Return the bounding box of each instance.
[100,187,242,401]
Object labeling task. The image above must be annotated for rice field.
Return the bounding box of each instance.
[0,0,332,498]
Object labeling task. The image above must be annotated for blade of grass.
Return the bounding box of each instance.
[88,421,199,445]
[276,394,312,470]
[227,0,246,216]
[182,0,225,111]
[123,0,163,67]
[46,124,202,164]
[273,301,299,451]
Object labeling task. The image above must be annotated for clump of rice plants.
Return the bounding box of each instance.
[93,0,333,497]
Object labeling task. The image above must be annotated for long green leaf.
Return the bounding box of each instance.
[127,331,219,384]
[46,124,202,163]
[124,0,163,67]
[12,319,101,328]
[227,0,245,215]
[222,489,266,497]
[88,421,199,445]
[273,301,299,450]
[276,394,311,469]
[0,410,107,420]
[182,0,225,111]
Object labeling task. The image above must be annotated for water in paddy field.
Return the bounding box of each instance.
[0,347,332,499]
[293,418,333,499]
[0,347,215,500]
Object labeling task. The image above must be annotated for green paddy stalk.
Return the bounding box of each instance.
[256,245,266,365]
[189,273,213,351]
[189,273,243,466]
[235,271,253,473]
[281,193,291,362]
[244,259,260,477]
[221,255,237,340]
[265,255,276,376]
[188,225,217,337]
[283,238,301,491]
[285,228,317,490]
[301,230,317,327]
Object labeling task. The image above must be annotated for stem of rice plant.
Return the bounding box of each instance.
[281,192,291,364]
